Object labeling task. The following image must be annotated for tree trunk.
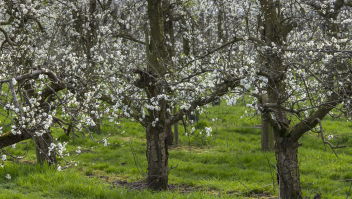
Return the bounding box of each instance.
[146,124,169,190]
[217,2,223,42]
[89,112,101,134]
[261,95,274,151]
[166,125,173,146]
[275,138,302,199]
[261,120,274,151]
[34,133,56,166]
[173,107,179,145]
[145,0,169,190]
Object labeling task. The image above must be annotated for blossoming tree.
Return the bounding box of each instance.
[1,0,352,198]
[218,0,352,197]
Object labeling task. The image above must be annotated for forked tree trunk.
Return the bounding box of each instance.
[146,124,169,190]
[34,133,56,165]
[275,138,302,199]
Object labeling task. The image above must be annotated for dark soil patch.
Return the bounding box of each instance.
[20,160,36,165]
[111,180,274,198]
[112,179,214,193]
[81,149,94,153]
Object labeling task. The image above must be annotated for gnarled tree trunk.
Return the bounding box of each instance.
[275,138,302,199]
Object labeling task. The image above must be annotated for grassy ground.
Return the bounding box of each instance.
[1,100,352,198]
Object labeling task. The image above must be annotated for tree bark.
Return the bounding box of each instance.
[217,1,223,42]
[173,107,179,145]
[34,133,56,166]
[275,138,302,199]
[166,125,173,146]
[145,0,169,191]
[261,95,274,151]
[0,131,32,149]
[146,124,169,190]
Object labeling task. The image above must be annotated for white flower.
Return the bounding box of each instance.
[180,103,191,110]
[12,78,17,85]
[205,127,212,137]
[1,155,6,161]
[57,166,62,171]
[76,146,81,154]
[5,174,11,180]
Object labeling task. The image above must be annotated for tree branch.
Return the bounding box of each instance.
[162,2,176,13]
[0,27,18,46]
[114,33,146,45]
[99,94,146,126]
[166,76,241,125]
[346,0,352,7]
[0,68,61,84]
[0,16,14,26]
[183,36,265,67]
[314,118,346,158]
[290,93,340,143]
[0,131,32,149]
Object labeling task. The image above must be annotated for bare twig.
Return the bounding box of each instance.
[1,149,20,164]
[129,141,147,177]
[233,175,259,198]
[265,156,276,194]
[313,118,346,158]
[168,163,179,171]
[270,162,280,198]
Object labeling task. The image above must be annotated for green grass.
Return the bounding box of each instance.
[1,99,352,198]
